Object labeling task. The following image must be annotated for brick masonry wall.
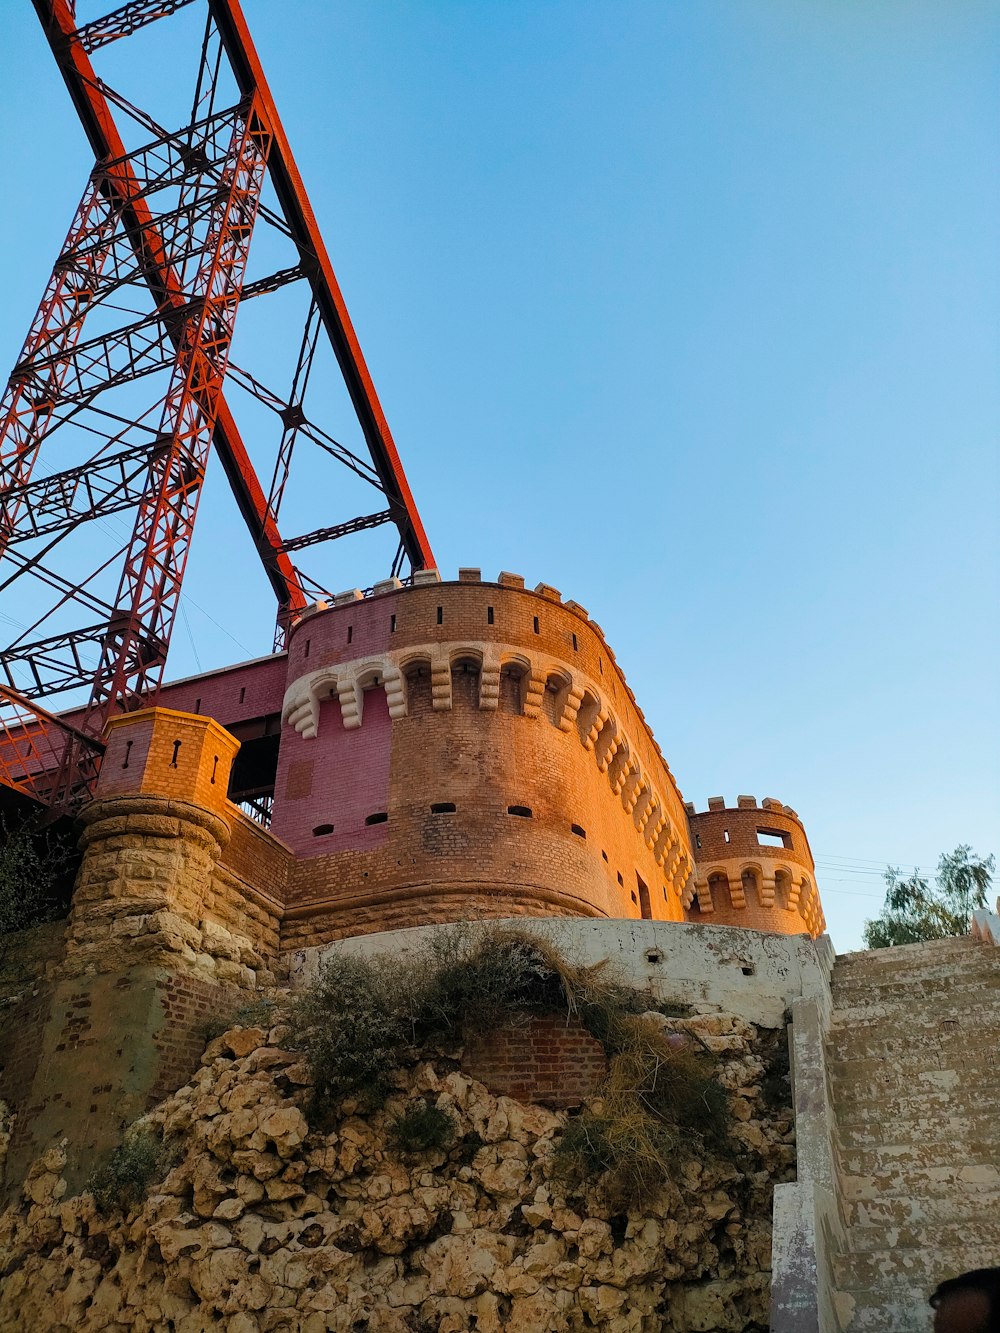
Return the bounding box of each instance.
[60,653,288,735]
[3,965,243,1195]
[274,580,692,946]
[686,803,824,936]
[462,1012,608,1110]
[150,972,243,1102]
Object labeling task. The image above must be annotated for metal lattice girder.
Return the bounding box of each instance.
[0,686,103,808]
[0,0,436,806]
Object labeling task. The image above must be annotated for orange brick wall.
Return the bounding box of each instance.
[685,800,824,936]
[275,580,692,946]
[462,1012,608,1109]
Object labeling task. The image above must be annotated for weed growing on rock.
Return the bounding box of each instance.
[286,925,732,1206]
[88,1126,169,1216]
[389,1100,456,1154]
[290,953,409,1113]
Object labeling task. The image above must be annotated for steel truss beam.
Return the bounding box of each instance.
[0,0,435,808]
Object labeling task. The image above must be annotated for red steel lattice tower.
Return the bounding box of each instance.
[0,0,435,808]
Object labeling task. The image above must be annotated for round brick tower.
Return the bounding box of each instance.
[272,569,695,947]
[683,795,825,937]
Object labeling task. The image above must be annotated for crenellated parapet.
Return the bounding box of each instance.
[685,795,825,938]
[268,573,695,943]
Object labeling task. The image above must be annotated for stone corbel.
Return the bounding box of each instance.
[760,872,776,908]
[282,667,338,740]
[558,683,585,733]
[336,673,364,729]
[594,718,620,772]
[787,874,804,912]
[522,671,546,719]
[729,874,747,910]
[431,649,452,711]
[383,663,406,720]
[692,873,712,913]
[581,704,608,751]
[479,651,501,710]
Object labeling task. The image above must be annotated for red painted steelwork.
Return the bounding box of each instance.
[209,0,435,574]
[30,0,305,618]
[0,686,103,809]
[0,1,436,807]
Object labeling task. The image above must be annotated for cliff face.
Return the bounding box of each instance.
[0,1004,792,1333]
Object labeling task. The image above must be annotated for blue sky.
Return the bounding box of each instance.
[0,1,996,950]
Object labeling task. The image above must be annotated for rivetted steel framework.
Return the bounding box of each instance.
[0,0,435,808]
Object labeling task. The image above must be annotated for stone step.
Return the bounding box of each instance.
[827,1029,1000,1063]
[829,1056,1000,1093]
[844,1187,1000,1231]
[832,970,1000,1002]
[833,945,998,978]
[842,1135,997,1167]
[836,1110,1000,1152]
[829,984,1000,1021]
[835,1242,999,1298]
[846,1216,1000,1254]
[835,938,990,969]
[832,1082,1000,1126]
[837,1294,948,1333]
[839,1161,1000,1203]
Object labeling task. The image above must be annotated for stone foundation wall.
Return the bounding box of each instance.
[0,988,796,1332]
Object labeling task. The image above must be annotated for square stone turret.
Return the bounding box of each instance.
[96,706,240,815]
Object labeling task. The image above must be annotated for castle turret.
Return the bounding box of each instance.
[684,795,825,937]
[275,570,694,946]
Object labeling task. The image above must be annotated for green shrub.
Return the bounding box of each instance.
[553,1107,679,1213]
[389,1100,456,1154]
[289,953,409,1113]
[88,1127,169,1216]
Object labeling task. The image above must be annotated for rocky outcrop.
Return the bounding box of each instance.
[0,1010,793,1332]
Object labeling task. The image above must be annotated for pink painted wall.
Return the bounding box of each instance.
[269,684,393,857]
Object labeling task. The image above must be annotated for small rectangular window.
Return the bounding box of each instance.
[437,606,443,625]
[723,829,730,843]
[430,802,456,814]
[757,828,791,848]
[533,616,540,634]
[487,606,494,625]
[239,686,246,704]
[304,639,311,658]
[193,698,201,713]
[347,626,353,644]
[390,614,397,632]
[571,632,578,651]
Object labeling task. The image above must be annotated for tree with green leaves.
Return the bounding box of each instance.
[863,844,995,949]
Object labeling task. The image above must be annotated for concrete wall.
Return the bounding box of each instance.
[288,917,833,1030]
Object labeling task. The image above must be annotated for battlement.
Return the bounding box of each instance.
[685,795,824,937]
[273,572,695,946]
